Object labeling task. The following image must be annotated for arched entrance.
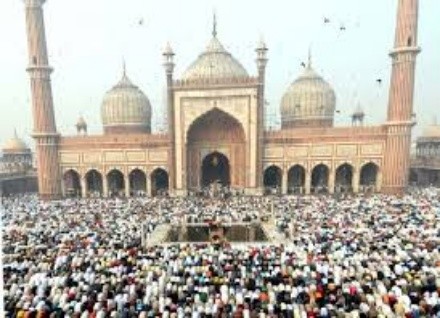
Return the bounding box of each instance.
[129,169,147,196]
[201,152,230,187]
[107,169,125,197]
[85,169,103,197]
[311,164,329,194]
[151,168,169,196]
[63,169,81,197]
[288,165,306,194]
[263,165,282,195]
[360,162,379,192]
[186,108,246,190]
[335,163,354,193]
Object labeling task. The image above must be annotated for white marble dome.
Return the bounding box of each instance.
[181,35,249,80]
[3,132,30,154]
[280,61,336,128]
[101,69,151,134]
[421,125,440,138]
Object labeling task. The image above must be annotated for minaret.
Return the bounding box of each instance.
[256,36,268,190]
[23,0,61,200]
[382,0,421,194]
[163,42,175,192]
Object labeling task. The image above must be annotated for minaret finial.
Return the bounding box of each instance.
[122,58,127,77]
[307,45,312,68]
[212,10,217,38]
[14,128,18,138]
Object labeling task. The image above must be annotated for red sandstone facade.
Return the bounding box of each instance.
[22,0,420,199]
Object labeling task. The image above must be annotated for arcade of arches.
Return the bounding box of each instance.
[62,168,169,198]
[186,109,246,190]
[263,162,380,195]
[64,161,379,197]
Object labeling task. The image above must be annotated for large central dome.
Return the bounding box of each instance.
[101,67,152,134]
[181,25,249,81]
[280,58,336,129]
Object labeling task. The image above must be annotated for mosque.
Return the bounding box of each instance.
[22,0,420,199]
[410,123,440,186]
[0,132,37,196]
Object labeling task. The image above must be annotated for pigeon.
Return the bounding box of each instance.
[324,17,330,24]
[300,62,306,68]
[376,78,382,85]
[138,18,144,26]
[340,24,346,31]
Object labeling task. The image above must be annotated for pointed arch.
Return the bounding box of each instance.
[85,169,103,197]
[311,164,329,194]
[360,162,379,192]
[107,169,125,197]
[186,107,245,143]
[129,169,147,196]
[335,163,354,193]
[287,164,306,194]
[186,107,246,189]
[151,168,169,196]
[63,169,81,197]
[201,152,230,187]
[263,165,282,194]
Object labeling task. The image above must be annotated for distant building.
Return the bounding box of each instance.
[22,0,421,199]
[410,125,440,186]
[0,132,37,196]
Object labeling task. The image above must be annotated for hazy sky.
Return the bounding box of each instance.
[1,0,439,148]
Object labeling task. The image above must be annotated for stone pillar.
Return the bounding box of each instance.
[103,176,109,198]
[282,168,288,195]
[329,168,335,194]
[81,177,87,198]
[61,177,65,197]
[124,175,130,198]
[146,173,152,196]
[23,0,61,200]
[382,0,421,194]
[353,167,360,194]
[305,170,311,195]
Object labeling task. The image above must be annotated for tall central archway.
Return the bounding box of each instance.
[186,108,246,190]
[201,152,230,186]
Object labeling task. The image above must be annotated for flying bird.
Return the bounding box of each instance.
[300,62,306,68]
[340,24,346,31]
[324,17,330,24]
[376,78,383,85]
[138,18,144,26]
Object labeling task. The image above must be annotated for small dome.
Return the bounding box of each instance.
[280,61,336,129]
[3,132,30,154]
[101,68,151,134]
[181,35,249,80]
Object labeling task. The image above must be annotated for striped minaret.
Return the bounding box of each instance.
[23,0,61,200]
[382,0,421,195]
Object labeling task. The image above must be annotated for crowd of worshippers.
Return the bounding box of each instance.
[2,188,440,317]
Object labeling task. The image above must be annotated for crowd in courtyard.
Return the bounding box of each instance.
[1,188,440,317]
